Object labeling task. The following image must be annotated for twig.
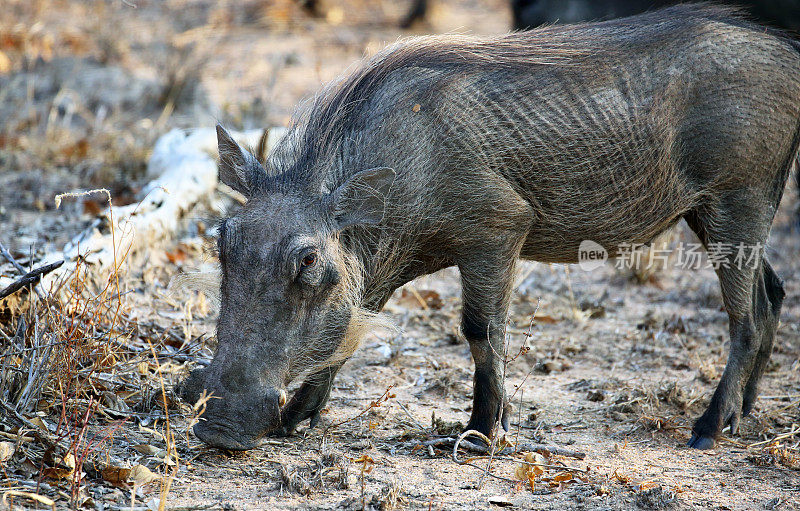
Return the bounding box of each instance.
[514,442,587,460]
[0,399,57,449]
[396,401,427,432]
[506,299,541,401]
[771,398,800,415]
[406,286,429,310]
[465,455,588,474]
[0,241,56,301]
[0,240,27,274]
[425,300,590,490]
[1,490,55,511]
[0,261,64,300]
[450,430,519,484]
[423,436,486,451]
[16,313,55,411]
[0,340,72,357]
[452,429,492,463]
[749,426,800,448]
[323,385,395,435]
[0,431,34,442]
[453,460,519,484]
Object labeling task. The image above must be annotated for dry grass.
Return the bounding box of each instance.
[0,199,200,508]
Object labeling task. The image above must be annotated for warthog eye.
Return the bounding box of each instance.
[301,252,317,268]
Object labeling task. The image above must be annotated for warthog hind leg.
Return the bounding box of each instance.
[684,202,783,449]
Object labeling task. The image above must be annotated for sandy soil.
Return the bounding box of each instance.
[0,1,799,510]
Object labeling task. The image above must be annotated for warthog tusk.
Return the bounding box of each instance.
[279,389,288,408]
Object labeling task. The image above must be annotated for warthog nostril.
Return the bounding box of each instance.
[279,389,288,408]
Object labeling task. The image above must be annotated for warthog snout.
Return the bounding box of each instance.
[178,367,287,450]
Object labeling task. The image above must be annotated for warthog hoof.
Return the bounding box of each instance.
[687,434,716,450]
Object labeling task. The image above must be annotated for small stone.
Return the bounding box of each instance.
[488,495,514,507]
[587,390,605,402]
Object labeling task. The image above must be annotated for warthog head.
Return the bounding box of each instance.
[178,125,394,450]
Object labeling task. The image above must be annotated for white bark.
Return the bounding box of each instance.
[0,127,286,291]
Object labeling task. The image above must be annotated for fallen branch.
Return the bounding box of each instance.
[0,127,287,293]
[515,442,587,460]
[0,261,64,300]
[423,435,586,460]
[2,490,56,511]
[0,240,46,300]
[0,399,58,450]
[427,429,588,486]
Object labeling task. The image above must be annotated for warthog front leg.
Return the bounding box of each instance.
[277,364,342,435]
[458,243,525,438]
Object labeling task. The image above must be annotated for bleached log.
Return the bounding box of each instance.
[0,127,286,292]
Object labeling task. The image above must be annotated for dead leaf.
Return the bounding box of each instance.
[102,465,131,485]
[514,452,546,490]
[551,471,573,484]
[638,481,659,492]
[79,495,95,509]
[412,103,421,112]
[42,453,75,480]
[61,138,89,160]
[132,444,161,456]
[138,425,166,442]
[145,496,163,511]
[533,315,559,324]
[398,288,442,309]
[129,464,160,486]
[165,247,188,264]
[0,50,10,73]
[28,416,49,433]
[0,442,15,462]
[18,457,38,478]
[326,7,344,24]
[613,470,631,484]
[82,198,104,216]
[352,455,374,474]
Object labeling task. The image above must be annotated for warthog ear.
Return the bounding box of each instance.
[216,124,266,197]
[328,167,396,229]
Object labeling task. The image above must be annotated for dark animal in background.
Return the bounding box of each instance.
[297,0,320,16]
[510,0,800,31]
[399,0,800,31]
[179,5,800,451]
[296,0,428,30]
[400,0,428,28]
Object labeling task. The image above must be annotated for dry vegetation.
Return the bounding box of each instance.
[1,0,799,509]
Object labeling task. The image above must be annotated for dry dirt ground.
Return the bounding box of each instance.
[1,1,799,510]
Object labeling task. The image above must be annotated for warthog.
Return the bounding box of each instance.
[179,5,800,451]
